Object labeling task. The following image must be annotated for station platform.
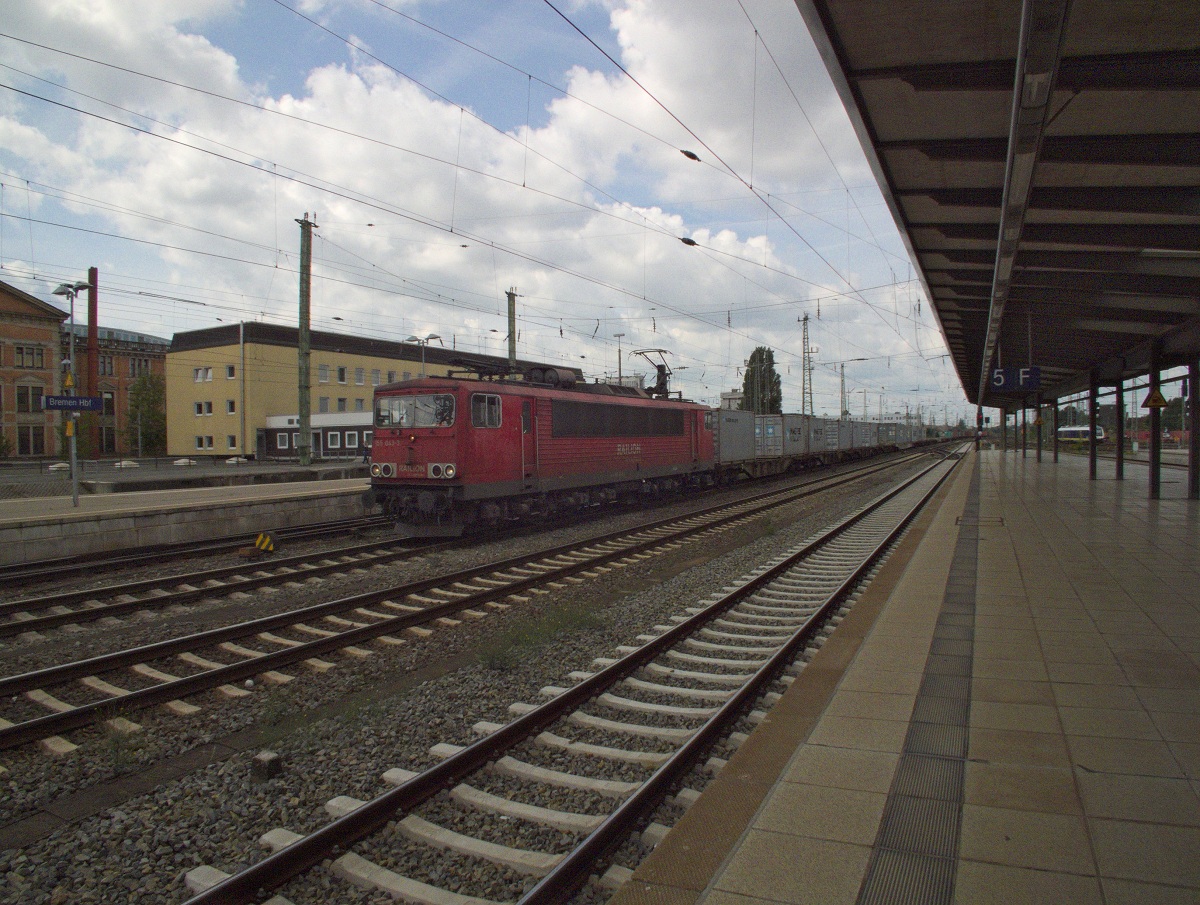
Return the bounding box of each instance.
[0,476,370,568]
[612,448,1200,905]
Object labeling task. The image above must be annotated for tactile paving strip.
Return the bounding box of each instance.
[855,460,979,904]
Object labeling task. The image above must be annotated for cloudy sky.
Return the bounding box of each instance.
[0,0,970,423]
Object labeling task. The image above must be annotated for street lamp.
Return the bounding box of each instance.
[405,333,441,377]
[613,333,625,382]
[52,280,92,508]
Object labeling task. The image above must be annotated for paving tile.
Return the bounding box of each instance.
[838,668,923,696]
[959,805,1094,873]
[963,761,1081,814]
[708,831,870,905]
[781,745,898,794]
[1044,661,1129,685]
[969,700,1060,734]
[1169,742,1200,780]
[1134,687,1200,714]
[1099,877,1200,905]
[1089,819,1200,887]
[1051,682,1142,710]
[955,860,1102,905]
[700,892,779,905]
[972,658,1049,682]
[969,728,1072,770]
[753,783,887,846]
[1066,736,1186,778]
[1058,706,1160,740]
[822,690,916,723]
[971,677,1054,706]
[1148,709,1200,744]
[806,716,909,754]
[1075,772,1200,825]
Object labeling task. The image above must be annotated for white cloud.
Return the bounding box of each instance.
[0,0,964,419]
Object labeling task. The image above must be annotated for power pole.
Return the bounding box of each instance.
[297,214,316,465]
[87,267,99,457]
[840,363,849,419]
[506,287,518,375]
[800,315,813,416]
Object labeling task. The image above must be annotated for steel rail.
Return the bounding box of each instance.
[182,450,961,905]
[0,452,927,750]
[0,454,918,636]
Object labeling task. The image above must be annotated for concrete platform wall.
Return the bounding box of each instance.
[1,490,365,566]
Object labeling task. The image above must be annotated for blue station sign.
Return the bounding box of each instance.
[45,395,103,411]
[991,367,1040,392]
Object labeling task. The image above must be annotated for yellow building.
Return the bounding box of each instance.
[165,323,565,459]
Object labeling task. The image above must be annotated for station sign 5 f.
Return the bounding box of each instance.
[991,367,1040,391]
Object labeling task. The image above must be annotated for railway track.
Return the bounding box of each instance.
[181,447,964,904]
[0,453,925,642]
[0,515,394,586]
[0,450,934,755]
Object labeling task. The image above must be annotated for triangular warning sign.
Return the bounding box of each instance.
[1142,389,1168,409]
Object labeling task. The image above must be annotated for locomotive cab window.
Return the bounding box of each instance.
[376,394,456,428]
[471,393,502,428]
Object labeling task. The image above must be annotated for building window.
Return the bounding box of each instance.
[328,432,341,450]
[204,401,213,415]
[101,425,116,454]
[292,432,299,449]
[195,402,204,416]
[318,397,330,414]
[277,432,289,449]
[355,367,365,385]
[15,346,45,369]
[355,398,364,412]
[345,431,359,450]
[102,391,115,417]
[195,435,204,450]
[318,363,329,383]
[16,386,44,413]
[363,430,373,446]
[226,365,236,379]
[205,436,214,449]
[18,425,45,455]
[227,435,237,449]
[337,397,347,412]
[337,366,347,384]
[226,399,236,414]
[403,371,411,381]
[193,367,212,382]
[99,355,114,376]
[387,371,396,383]
[371,369,380,386]
[128,358,150,378]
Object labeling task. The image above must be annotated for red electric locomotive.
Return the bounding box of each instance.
[365,366,715,535]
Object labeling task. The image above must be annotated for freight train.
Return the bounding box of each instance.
[364,367,923,536]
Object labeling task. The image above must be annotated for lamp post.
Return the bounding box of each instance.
[613,333,625,382]
[405,334,441,377]
[52,280,92,508]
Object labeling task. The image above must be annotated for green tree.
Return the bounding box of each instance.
[739,347,783,415]
[123,373,167,456]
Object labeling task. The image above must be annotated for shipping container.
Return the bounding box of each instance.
[755,415,783,458]
[715,408,755,463]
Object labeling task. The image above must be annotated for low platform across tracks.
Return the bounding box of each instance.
[0,479,368,568]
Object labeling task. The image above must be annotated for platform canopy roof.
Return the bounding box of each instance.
[795,0,1200,408]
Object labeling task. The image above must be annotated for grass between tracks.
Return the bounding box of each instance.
[478,600,605,672]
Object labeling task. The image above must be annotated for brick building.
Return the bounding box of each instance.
[0,279,65,457]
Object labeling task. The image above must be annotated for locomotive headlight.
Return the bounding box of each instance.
[430,464,443,478]
[444,464,456,478]
[370,463,381,477]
